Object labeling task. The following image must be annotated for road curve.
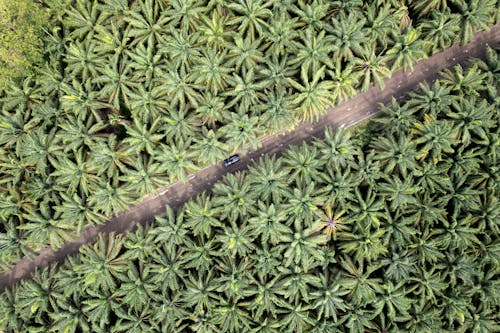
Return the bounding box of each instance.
[1,24,499,291]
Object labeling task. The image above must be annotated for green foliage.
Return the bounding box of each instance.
[0,0,48,92]
[0,0,497,270]
[1,52,499,332]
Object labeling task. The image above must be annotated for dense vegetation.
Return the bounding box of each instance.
[0,0,48,91]
[1,50,498,332]
[0,0,499,270]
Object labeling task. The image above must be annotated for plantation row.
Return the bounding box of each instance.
[1,53,498,332]
[0,0,498,270]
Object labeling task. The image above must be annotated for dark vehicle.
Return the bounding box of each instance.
[223,154,240,167]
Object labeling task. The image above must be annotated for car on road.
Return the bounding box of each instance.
[223,154,240,167]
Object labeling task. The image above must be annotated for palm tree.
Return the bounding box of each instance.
[315,127,360,171]
[124,40,164,89]
[408,226,446,265]
[192,127,229,165]
[211,297,252,332]
[289,28,334,76]
[214,255,254,300]
[248,202,291,245]
[1,77,44,112]
[198,10,232,50]
[278,300,316,333]
[150,243,187,294]
[372,281,412,322]
[63,0,109,41]
[283,142,325,184]
[162,65,202,109]
[111,302,158,332]
[370,133,418,177]
[249,245,283,280]
[453,0,496,44]
[413,161,452,193]
[162,104,199,143]
[220,111,261,153]
[119,155,168,200]
[227,0,273,39]
[247,155,291,203]
[82,288,121,332]
[447,95,495,147]
[277,220,328,267]
[384,28,428,72]
[151,206,189,255]
[339,221,388,263]
[192,47,233,95]
[17,127,62,178]
[291,0,330,31]
[92,56,137,111]
[287,66,334,122]
[412,114,460,164]
[14,265,59,323]
[339,256,383,306]
[124,0,171,46]
[196,92,229,128]
[215,220,255,258]
[164,0,206,33]
[227,35,265,72]
[112,262,158,312]
[317,202,348,241]
[257,88,296,134]
[161,27,201,71]
[225,68,266,113]
[183,237,217,273]
[155,139,197,183]
[408,80,455,116]
[363,3,398,49]
[150,292,188,332]
[73,233,129,292]
[122,117,164,155]
[244,273,284,319]
[327,12,367,60]
[181,271,219,315]
[49,292,91,333]
[50,147,102,196]
[412,0,450,16]
[352,151,384,188]
[352,44,392,92]
[88,179,136,217]
[374,98,418,135]
[55,191,106,233]
[59,79,111,122]
[184,193,222,238]
[0,288,22,331]
[380,251,417,282]
[56,114,107,152]
[283,181,327,228]
[419,9,460,53]
[310,272,349,321]
[19,203,74,250]
[257,55,297,90]
[64,39,104,80]
[328,62,360,105]
[348,187,386,228]
[439,64,486,96]
[409,267,447,305]
[127,83,169,123]
[265,11,299,57]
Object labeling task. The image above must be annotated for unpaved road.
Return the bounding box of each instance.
[1,24,499,291]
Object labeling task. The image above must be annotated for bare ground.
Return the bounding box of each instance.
[1,24,499,291]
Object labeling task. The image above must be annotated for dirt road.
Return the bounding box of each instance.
[1,24,499,291]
